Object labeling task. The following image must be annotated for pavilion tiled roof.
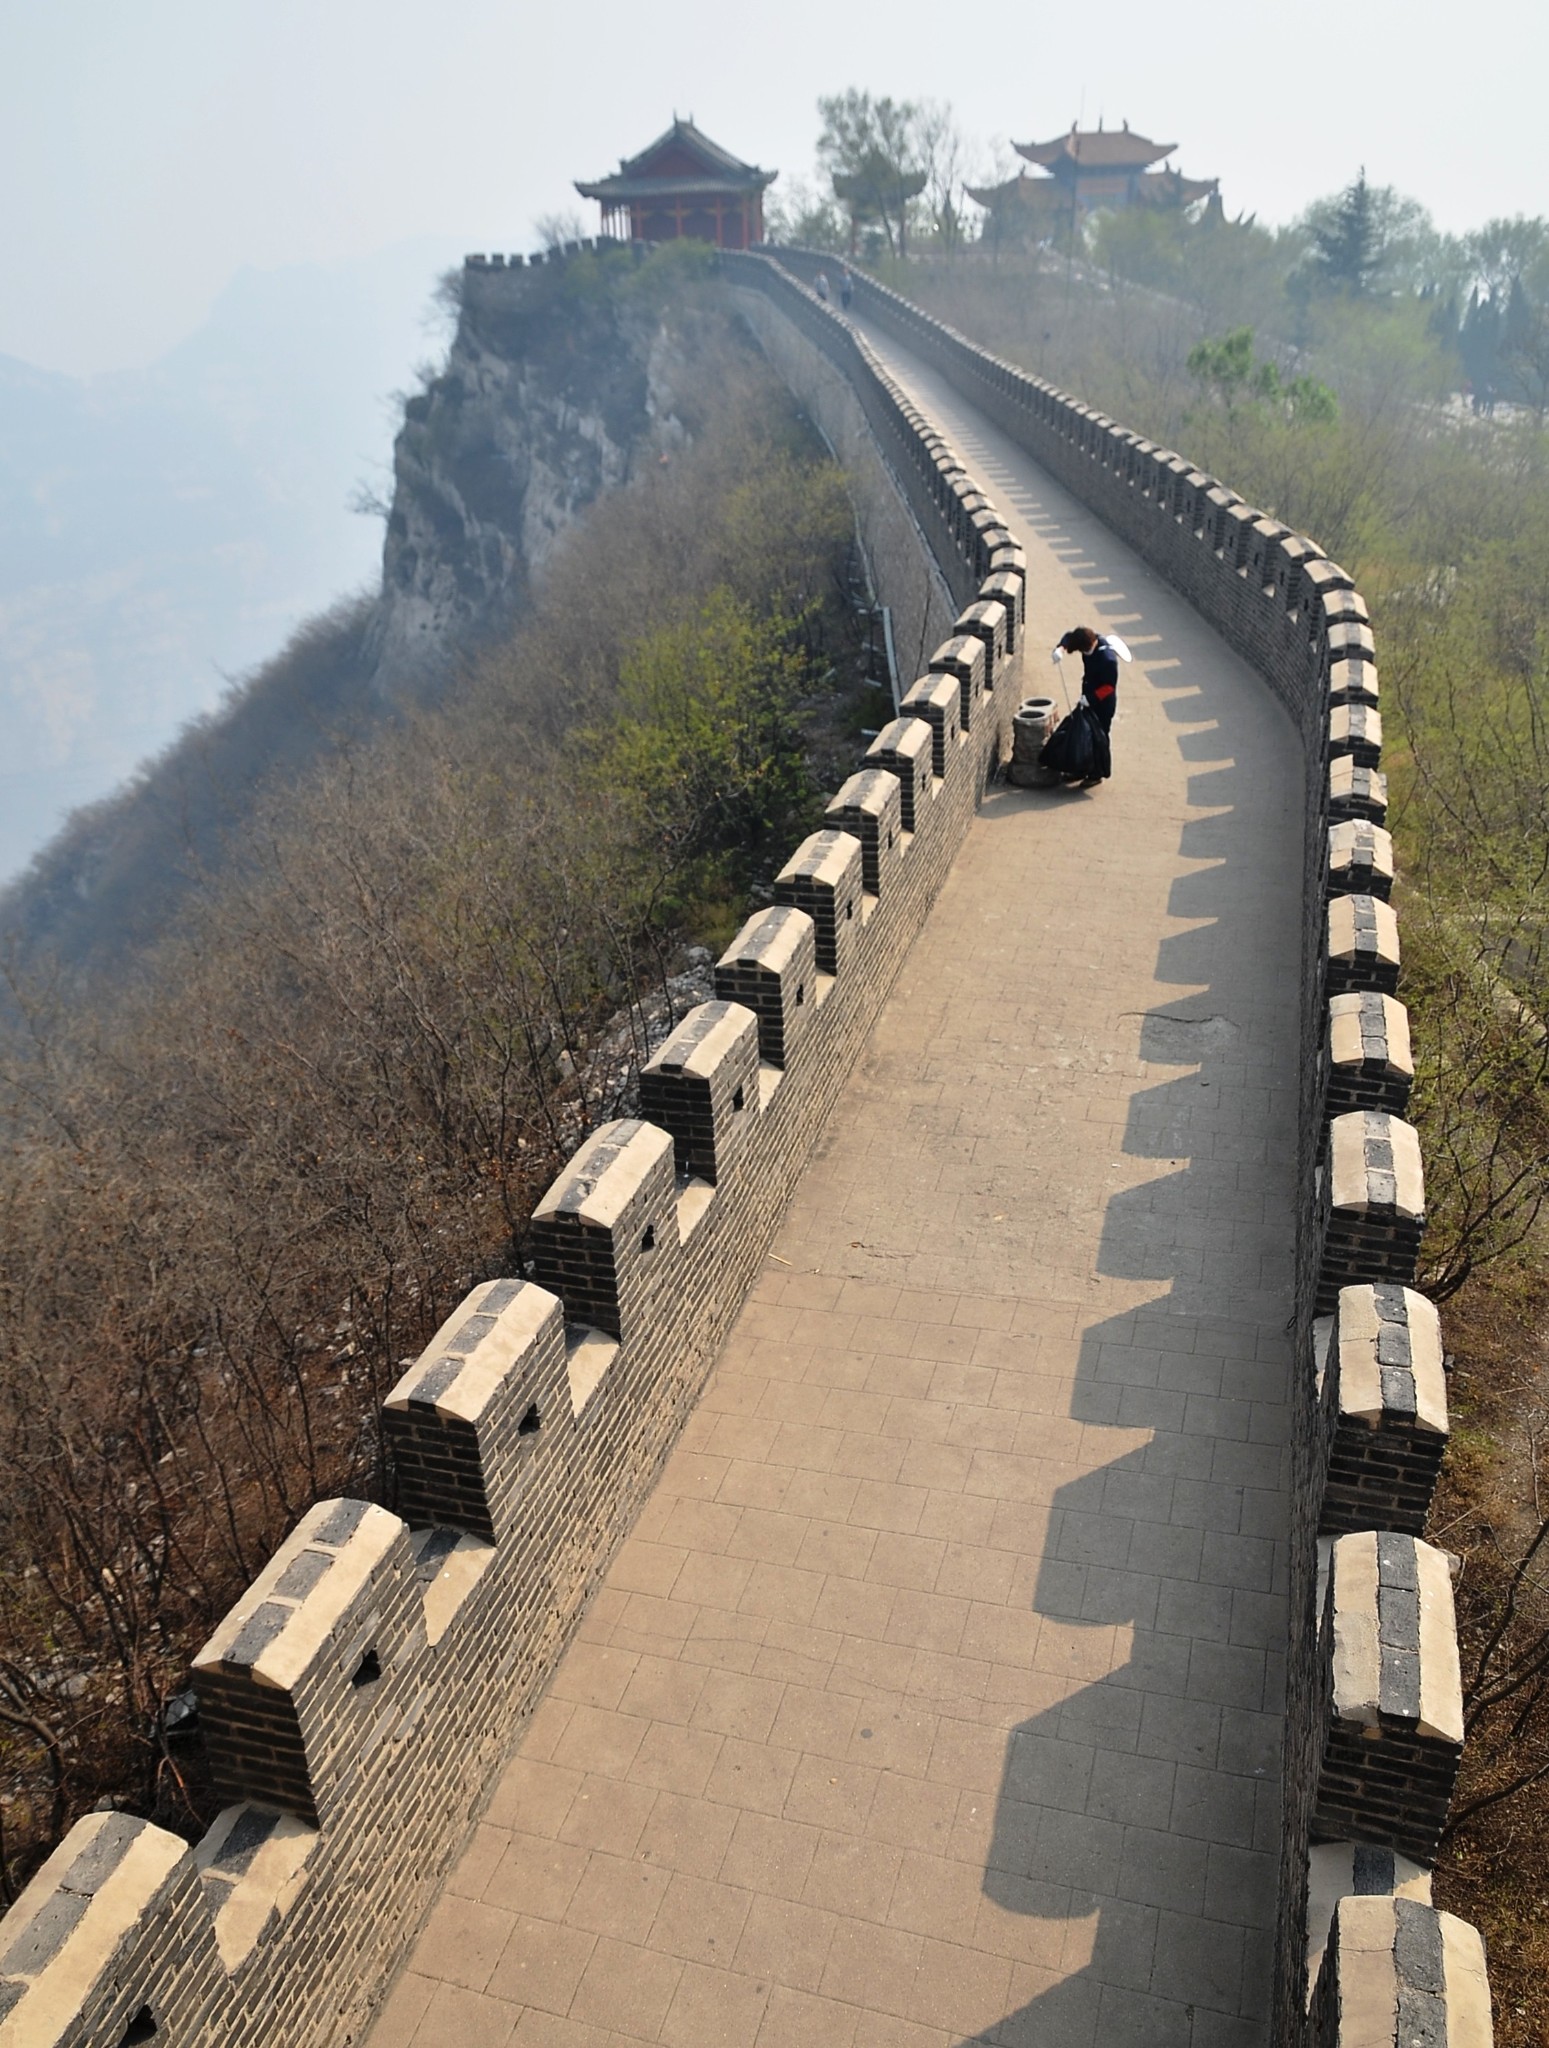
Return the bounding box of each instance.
[963,172,1068,212]
[1133,168,1220,206]
[576,118,775,204]
[1015,122,1176,172]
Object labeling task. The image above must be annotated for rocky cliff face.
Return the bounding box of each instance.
[368,252,695,692]
[0,248,711,980]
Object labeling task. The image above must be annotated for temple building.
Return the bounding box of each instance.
[575,118,776,250]
[968,120,1219,245]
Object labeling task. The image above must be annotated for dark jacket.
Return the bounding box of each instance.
[1080,639,1119,729]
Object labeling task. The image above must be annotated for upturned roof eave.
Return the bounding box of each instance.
[618,116,756,179]
[1014,132,1177,172]
[575,170,776,203]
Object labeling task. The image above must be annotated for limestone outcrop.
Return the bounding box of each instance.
[367,253,693,693]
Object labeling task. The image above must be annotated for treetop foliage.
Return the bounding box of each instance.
[785,90,976,259]
[1186,326,1338,425]
[1312,170,1373,289]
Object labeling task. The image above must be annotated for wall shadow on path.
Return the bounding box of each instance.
[957,631,1296,2046]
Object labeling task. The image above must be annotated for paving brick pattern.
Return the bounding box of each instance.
[370,330,1304,2048]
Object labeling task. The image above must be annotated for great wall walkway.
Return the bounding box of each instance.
[370,325,1305,2048]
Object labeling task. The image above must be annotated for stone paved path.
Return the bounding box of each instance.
[369,324,1305,2048]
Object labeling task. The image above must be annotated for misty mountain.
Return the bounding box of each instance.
[0,234,464,883]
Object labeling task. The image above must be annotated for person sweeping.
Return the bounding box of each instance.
[1046,626,1130,785]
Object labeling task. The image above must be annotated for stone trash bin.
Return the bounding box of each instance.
[1007,696,1061,787]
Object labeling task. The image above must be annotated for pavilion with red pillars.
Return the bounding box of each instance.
[575,117,776,250]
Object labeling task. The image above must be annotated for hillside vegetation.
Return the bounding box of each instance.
[0,281,869,1895]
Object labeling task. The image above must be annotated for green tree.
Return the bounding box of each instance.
[1308,169,1382,294]
[1187,326,1338,424]
[816,90,928,257]
[574,589,822,928]
[1466,216,1549,301]
[1300,173,1438,299]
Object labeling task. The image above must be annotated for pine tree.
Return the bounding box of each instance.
[1311,170,1381,294]
[1459,288,1503,407]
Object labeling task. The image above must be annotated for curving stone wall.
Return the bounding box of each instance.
[0,266,1027,2048]
[0,244,1493,2048]
[754,249,1488,2048]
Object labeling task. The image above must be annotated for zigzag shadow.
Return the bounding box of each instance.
[956,698,1293,2046]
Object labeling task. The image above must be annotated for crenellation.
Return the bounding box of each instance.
[982,567,1024,643]
[383,1279,567,1540]
[1329,757,1389,827]
[193,1500,425,1826]
[1247,515,1290,590]
[929,630,987,727]
[1316,1285,1447,1537]
[864,715,933,832]
[1327,619,1378,669]
[1317,1110,1425,1310]
[1272,531,1325,613]
[1326,894,1401,997]
[900,670,961,776]
[1308,1895,1491,2048]
[1322,991,1414,1142]
[954,598,1011,683]
[0,1813,216,2048]
[638,999,761,1182]
[1328,820,1395,901]
[1303,556,1356,600]
[529,1118,679,1340]
[1222,497,1262,572]
[1311,1532,1463,1862]
[825,768,903,897]
[1329,657,1379,708]
[987,546,1028,637]
[1202,483,1242,551]
[774,828,864,977]
[714,905,818,1068]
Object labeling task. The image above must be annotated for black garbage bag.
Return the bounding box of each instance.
[1038,699,1110,781]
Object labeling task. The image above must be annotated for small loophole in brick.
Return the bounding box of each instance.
[732,1085,745,1112]
[518,1403,541,1436]
[641,1224,657,1253]
[121,2008,158,2044]
[351,1650,381,1689]
[795,984,805,1006]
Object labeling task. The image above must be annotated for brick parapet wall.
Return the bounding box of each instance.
[0,251,1490,2048]
[0,264,1022,2048]
[748,252,1487,2045]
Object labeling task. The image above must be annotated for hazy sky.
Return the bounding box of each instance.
[4,0,1547,376]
